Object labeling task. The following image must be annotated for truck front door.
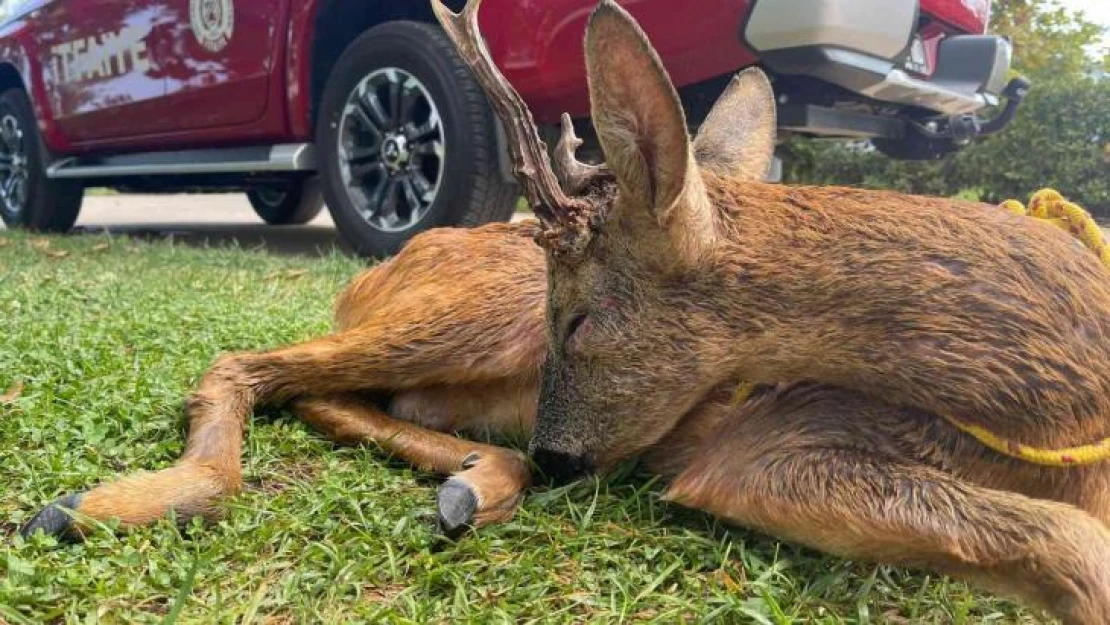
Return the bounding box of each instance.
[155,0,284,132]
[33,0,166,143]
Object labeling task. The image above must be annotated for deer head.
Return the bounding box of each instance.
[433,0,777,481]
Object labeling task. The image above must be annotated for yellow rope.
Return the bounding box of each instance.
[958,189,1110,466]
[941,413,1110,467]
[730,381,756,407]
[732,189,1110,467]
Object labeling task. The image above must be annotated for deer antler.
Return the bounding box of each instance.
[554,113,610,195]
[431,0,595,255]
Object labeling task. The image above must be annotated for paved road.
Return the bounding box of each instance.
[75,193,344,257]
[1,193,531,257]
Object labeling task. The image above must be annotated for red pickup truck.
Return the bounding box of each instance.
[0,0,1024,257]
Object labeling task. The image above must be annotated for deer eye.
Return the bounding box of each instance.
[565,313,591,352]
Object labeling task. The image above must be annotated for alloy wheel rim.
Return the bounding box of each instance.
[0,114,29,218]
[337,68,445,233]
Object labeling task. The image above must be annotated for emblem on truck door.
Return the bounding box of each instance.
[190,0,235,53]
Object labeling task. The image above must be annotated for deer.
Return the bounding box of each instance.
[18,17,768,544]
[21,0,1110,621]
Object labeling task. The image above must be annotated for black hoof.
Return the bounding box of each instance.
[20,493,83,540]
[436,478,478,539]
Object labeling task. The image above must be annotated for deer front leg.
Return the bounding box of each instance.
[664,384,1110,624]
[292,396,530,536]
[21,319,541,540]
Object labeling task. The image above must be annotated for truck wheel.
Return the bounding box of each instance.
[316,21,518,258]
[246,177,325,225]
[0,88,83,232]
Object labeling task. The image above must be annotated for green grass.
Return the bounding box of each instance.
[0,231,1042,624]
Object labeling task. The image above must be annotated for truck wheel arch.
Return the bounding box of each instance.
[0,41,73,155]
[308,0,447,134]
[302,0,513,184]
[0,64,26,97]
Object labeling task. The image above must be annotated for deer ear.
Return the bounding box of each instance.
[694,69,778,181]
[585,0,696,225]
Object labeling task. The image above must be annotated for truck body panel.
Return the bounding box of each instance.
[479,0,759,122]
[921,0,990,34]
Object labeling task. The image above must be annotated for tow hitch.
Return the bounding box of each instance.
[915,77,1032,144]
[874,77,1032,160]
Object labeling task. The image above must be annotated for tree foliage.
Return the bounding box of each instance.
[991,0,1107,78]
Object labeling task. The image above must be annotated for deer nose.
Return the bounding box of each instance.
[530,448,594,485]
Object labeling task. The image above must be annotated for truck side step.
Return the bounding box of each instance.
[46,143,317,179]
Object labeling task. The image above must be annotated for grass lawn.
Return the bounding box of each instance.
[0,231,1042,624]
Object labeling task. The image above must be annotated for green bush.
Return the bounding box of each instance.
[781,77,1110,214]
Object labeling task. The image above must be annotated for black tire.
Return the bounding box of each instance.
[0,88,83,231]
[246,177,325,225]
[316,21,518,258]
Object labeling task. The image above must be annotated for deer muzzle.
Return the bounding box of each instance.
[529,447,596,486]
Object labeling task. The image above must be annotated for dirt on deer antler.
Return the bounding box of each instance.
[430,0,600,256]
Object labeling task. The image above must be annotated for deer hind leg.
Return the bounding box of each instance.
[20,350,261,538]
[292,394,531,536]
[664,383,1110,625]
[21,312,544,539]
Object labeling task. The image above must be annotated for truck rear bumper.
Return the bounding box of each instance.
[760,36,1012,116]
[744,0,1013,116]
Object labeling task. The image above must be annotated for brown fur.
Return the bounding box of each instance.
[34,222,546,536]
[32,212,1110,621]
[528,1,1110,622]
[24,1,1110,621]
